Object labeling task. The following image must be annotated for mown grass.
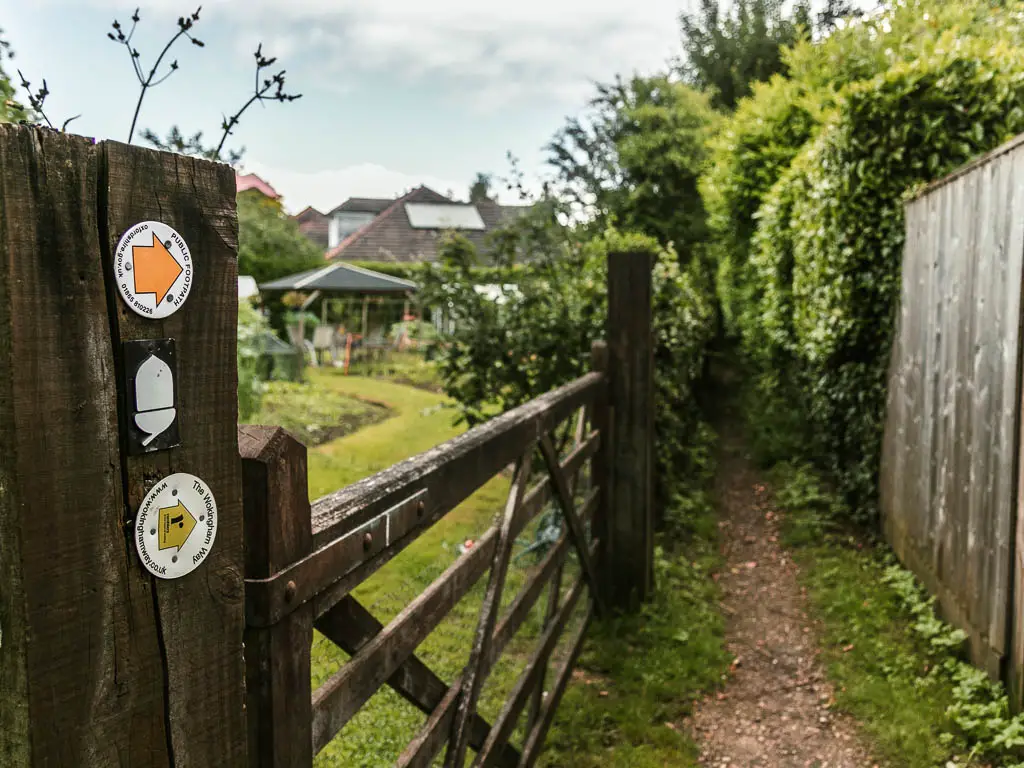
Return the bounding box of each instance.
[771,462,962,768]
[539,475,730,766]
[345,350,443,393]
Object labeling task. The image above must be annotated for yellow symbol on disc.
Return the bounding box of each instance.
[158,501,197,551]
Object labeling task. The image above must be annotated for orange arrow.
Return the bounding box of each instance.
[133,233,182,304]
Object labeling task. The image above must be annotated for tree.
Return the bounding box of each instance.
[468,172,494,203]
[546,75,719,265]
[237,191,324,284]
[8,8,298,163]
[678,0,811,110]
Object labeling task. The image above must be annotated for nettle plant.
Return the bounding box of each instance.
[14,6,300,163]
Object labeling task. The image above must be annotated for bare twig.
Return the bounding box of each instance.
[15,70,79,131]
[213,43,302,158]
[16,70,51,128]
[108,6,205,143]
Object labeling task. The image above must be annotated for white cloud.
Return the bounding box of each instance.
[86,0,686,111]
[243,160,466,214]
[244,160,541,215]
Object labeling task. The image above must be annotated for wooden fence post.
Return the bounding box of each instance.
[240,426,314,767]
[605,251,655,611]
[0,124,247,765]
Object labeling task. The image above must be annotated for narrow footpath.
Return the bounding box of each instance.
[687,416,877,767]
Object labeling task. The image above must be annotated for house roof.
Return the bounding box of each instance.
[294,206,326,221]
[330,197,395,215]
[259,261,417,295]
[236,172,280,199]
[324,186,526,263]
[292,206,330,250]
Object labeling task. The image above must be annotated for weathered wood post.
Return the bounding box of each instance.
[240,426,314,767]
[0,125,247,766]
[605,251,655,610]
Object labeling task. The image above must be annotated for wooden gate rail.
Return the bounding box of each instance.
[242,347,610,767]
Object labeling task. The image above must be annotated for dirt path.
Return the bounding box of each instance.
[687,421,877,768]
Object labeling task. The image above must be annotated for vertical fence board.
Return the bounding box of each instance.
[100,141,247,765]
[881,135,1024,693]
[0,125,174,766]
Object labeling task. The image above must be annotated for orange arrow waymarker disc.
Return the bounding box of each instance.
[133,233,183,304]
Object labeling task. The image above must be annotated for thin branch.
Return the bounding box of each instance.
[213,42,301,158]
[108,6,205,143]
[16,70,53,129]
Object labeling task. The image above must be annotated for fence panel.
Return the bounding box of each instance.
[881,134,1024,687]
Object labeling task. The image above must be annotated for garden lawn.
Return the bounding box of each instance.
[283,370,547,767]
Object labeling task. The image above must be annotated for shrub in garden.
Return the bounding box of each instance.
[751,37,1024,521]
[422,219,716,523]
[238,298,272,420]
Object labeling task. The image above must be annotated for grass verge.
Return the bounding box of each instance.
[539,431,730,768]
[772,461,1024,768]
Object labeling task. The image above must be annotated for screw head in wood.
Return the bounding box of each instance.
[284,580,297,602]
[363,532,373,551]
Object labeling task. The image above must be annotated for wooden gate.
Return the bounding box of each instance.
[242,351,609,766]
[0,123,655,767]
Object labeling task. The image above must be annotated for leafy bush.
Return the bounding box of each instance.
[745,38,1024,521]
[238,299,271,420]
[237,192,324,284]
[422,216,717,521]
[703,75,819,331]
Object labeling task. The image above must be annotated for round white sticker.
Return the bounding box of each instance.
[135,472,217,579]
[114,221,193,319]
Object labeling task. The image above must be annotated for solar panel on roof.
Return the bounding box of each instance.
[405,203,486,231]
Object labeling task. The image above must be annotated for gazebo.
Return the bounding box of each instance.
[260,261,418,365]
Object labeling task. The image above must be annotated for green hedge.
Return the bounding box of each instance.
[749,38,1024,521]
[704,76,819,333]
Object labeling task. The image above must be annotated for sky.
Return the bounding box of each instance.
[4,0,693,213]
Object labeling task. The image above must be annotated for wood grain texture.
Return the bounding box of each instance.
[310,373,602,546]
[518,601,594,768]
[101,141,246,766]
[880,134,1024,695]
[475,577,587,768]
[606,251,654,610]
[305,407,599,625]
[240,426,313,768]
[0,124,170,767]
